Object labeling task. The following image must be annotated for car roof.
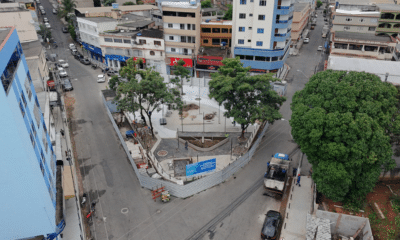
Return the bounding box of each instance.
[98,74,104,77]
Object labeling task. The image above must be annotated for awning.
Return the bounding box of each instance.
[133,57,146,63]
[197,56,224,66]
[63,165,75,199]
[170,58,193,67]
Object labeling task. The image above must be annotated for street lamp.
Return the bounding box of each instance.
[296,69,308,79]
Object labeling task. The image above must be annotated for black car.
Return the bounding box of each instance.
[261,210,281,239]
[74,54,82,60]
[62,27,68,33]
[80,57,91,65]
[62,78,73,91]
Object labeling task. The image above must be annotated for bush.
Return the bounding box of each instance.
[123,1,135,5]
[201,0,212,8]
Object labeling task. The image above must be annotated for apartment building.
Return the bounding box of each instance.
[291,3,310,44]
[232,0,293,73]
[0,27,62,240]
[160,0,201,75]
[376,4,400,36]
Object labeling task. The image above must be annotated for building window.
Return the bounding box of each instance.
[168,23,173,28]
[240,0,246,4]
[344,26,350,31]
[160,52,163,56]
[239,13,246,19]
[259,0,266,6]
[257,28,264,33]
[171,48,176,52]
[150,51,155,55]
[249,14,253,17]
[239,27,245,32]
[30,131,35,148]
[139,39,146,44]
[249,27,252,30]
[19,100,25,117]
[24,78,32,101]
[187,24,191,30]
[345,18,352,22]
[212,38,220,45]
[359,18,365,22]
[202,28,211,33]
[183,48,189,55]
[2,45,21,94]
[169,36,174,40]
[213,28,221,33]
[126,49,131,56]
[203,39,209,44]
[154,41,161,46]
[181,36,187,42]
[258,15,265,20]
[31,121,36,137]
[222,28,229,33]
[192,24,196,30]
[238,39,244,44]
[40,161,44,176]
[21,92,27,107]
[357,27,364,31]
[123,39,131,44]
[192,37,196,43]
[180,24,185,29]
[114,38,123,43]
[248,39,251,42]
[230,29,232,33]
[33,103,41,127]
[368,27,376,31]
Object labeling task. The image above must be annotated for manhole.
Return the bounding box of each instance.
[121,208,129,214]
[157,150,168,157]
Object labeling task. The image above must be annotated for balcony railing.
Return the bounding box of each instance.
[277,6,290,9]
[276,20,289,23]
[275,33,287,37]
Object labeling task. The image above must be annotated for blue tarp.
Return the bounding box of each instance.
[273,153,289,160]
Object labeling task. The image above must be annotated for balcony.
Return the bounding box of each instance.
[234,43,290,58]
[274,33,290,42]
[276,5,293,15]
[275,19,292,29]
[376,27,400,33]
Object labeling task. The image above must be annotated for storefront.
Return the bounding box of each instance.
[195,56,224,79]
[82,42,103,62]
[104,55,146,70]
[167,58,194,76]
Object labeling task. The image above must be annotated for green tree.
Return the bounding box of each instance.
[116,58,176,137]
[109,75,120,91]
[58,0,76,18]
[290,70,398,207]
[68,23,76,41]
[123,1,135,5]
[103,0,116,6]
[37,24,52,41]
[171,59,191,96]
[316,0,323,8]
[209,58,286,139]
[223,4,232,20]
[201,0,212,8]
[93,0,101,7]
[389,86,400,156]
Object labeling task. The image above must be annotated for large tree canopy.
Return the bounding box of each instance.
[290,70,398,205]
[209,58,286,139]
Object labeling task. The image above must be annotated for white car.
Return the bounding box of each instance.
[317,46,323,51]
[59,69,68,77]
[36,0,40,3]
[304,38,309,43]
[39,6,44,10]
[53,9,58,14]
[69,43,76,50]
[43,17,49,23]
[97,74,106,83]
[45,23,51,29]
[58,59,69,68]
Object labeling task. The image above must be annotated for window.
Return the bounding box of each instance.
[192,24,196,30]
[154,41,161,46]
[31,121,36,137]
[248,39,251,42]
[160,52,163,56]
[192,37,196,43]
[258,15,265,20]
[150,51,155,55]
[30,132,35,148]
[180,24,185,30]
[104,38,112,42]
[259,0,266,6]
[2,45,21,94]
[212,28,221,33]
[19,100,25,117]
[40,161,44,176]
[24,77,32,100]
[222,28,229,33]
[230,29,232,33]
[212,38,220,45]
[239,27,245,32]
[238,39,244,44]
[239,13,246,19]
[188,36,192,43]
[359,18,365,22]
[126,49,131,56]
[21,92,27,107]
[168,23,173,28]
[240,0,246,4]
[171,48,176,52]
[123,39,131,44]
[181,36,187,42]
[249,27,252,30]
[41,150,46,166]
[202,28,211,33]
[249,14,253,17]
[169,36,174,40]
[368,27,376,31]
[33,103,41,127]
[357,27,364,31]
[42,128,48,152]
[344,26,350,31]
[203,39,209,44]
[345,17,352,22]
[139,39,146,44]
[183,48,189,55]
[257,28,264,33]
[114,38,123,43]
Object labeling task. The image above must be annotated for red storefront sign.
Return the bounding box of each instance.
[133,57,146,63]
[197,56,224,66]
[170,58,193,67]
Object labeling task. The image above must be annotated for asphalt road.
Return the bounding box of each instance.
[39,0,327,239]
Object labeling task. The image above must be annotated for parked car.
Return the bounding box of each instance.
[317,46,323,51]
[43,17,49,23]
[107,69,118,76]
[62,27,68,33]
[57,67,68,77]
[74,54,82,60]
[97,74,106,83]
[261,210,281,240]
[58,59,69,68]
[71,49,78,55]
[69,43,76,50]
[62,78,73,91]
[304,38,309,43]
[45,22,51,29]
[80,57,90,65]
[39,5,44,10]
[53,9,58,14]
[41,10,46,15]
[36,0,40,3]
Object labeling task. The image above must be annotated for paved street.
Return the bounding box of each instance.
[39,0,327,239]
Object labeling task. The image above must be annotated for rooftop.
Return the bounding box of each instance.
[21,40,42,58]
[0,3,28,12]
[0,27,12,44]
[202,7,222,13]
[79,16,116,23]
[378,3,400,11]
[76,5,157,14]
[161,1,200,9]
[201,20,232,25]
[101,30,139,37]
[134,29,163,39]
[337,0,393,5]
[335,9,380,15]
[334,31,392,42]
[200,46,229,58]
[293,2,309,12]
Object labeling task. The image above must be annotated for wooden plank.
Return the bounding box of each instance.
[352,221,367,238]
[333,213,342,234]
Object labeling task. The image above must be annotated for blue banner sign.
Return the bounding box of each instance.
[112,3,119,9]
[186,158,216,177]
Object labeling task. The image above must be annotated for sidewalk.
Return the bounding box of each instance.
[280,177,313,240]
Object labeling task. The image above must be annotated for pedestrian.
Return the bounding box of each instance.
[296,174,301,187]
[60,129,65,137]
[293,168,298,177]
[65,151,68,157]
[185,141,188,150]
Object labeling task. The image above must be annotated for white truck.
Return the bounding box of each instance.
[264,153,290,197]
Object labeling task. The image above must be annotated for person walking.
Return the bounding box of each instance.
[185,141,188,150]
[60,129,65,137]
[296,174,301,187]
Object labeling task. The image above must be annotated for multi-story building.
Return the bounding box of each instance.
[0,27,62,240]
[376,4,400,36]
[232,0,293,74]
[22,40,49,93]
[291,3,310,44]
[160,0,201,75]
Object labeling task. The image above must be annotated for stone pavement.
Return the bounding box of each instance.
[279,177,313,240]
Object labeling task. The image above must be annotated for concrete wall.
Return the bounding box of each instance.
[315,210,374,240]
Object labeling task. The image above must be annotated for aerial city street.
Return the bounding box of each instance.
[1,0,400,239]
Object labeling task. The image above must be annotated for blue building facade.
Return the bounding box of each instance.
[0,27,60,240]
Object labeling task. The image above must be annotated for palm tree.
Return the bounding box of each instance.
[58,0,77,18]
[37,24,52,41]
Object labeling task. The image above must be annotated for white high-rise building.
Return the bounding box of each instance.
[232,0,293,73]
